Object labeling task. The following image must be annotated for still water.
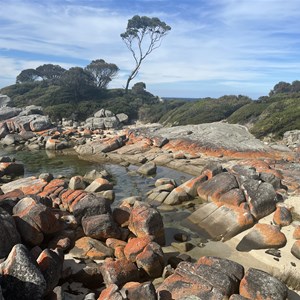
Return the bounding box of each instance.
[0,147,192,202]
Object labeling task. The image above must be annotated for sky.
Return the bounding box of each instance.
[1,0,300,99]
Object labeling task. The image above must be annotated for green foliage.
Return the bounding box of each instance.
[250,97,300,138]
[85,59,119,89]
[159,95,251,125]
[44,103,75,121]
[228,92,300,138]
[16,69,40,83]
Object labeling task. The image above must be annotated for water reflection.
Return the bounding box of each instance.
[0,147,192,202]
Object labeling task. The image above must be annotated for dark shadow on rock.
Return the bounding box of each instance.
[1,274,44,300]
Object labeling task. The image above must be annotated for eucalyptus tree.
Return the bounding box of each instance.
[36,64,66,81]
[16,69,40,83]
[120,15,171,92]
[85,59,119,89]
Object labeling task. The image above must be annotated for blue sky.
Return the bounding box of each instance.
[1,0,300,98]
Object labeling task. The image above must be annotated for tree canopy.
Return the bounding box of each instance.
[85,59,119,89]
[36,64,66,81]
[16,69,40,83]
[120,15,171,92]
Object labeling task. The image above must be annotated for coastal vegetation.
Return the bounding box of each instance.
[1,76,300,139]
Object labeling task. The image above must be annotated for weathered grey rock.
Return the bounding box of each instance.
[94,109,113,118]
[137,161,157,176]
[1,133,23,145]
[197,172,239,202]
[240,268,287,300]
[260,172,282,190]
[155,122,269,152]
[69,175,86,190]
[37,248,63,295]
[116,113,129,123]
[82,214,121,240]
[19,105,43,116]
[72,194,111,222]
[85,178,113,193]
[0,208,21,258]
[291,240,300,260]
[104,116,119,129]
[0,122,9,139]
[0,107,21,121]
[29,115,52,131]
[283,130,300,147]
[0,244,47,299]
[0,94,11,107]
[241,179,277,220]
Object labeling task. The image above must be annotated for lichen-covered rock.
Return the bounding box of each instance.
[69,237,113,260]
[82,213,121,240]
[124,236,153,262]
[72,194,111,222]
[187,202,254,241]
[157,259,240,299]
[37,248,63,295]
[239,268,287,300]
[163,186,190,205]
[122,281,157,300]
[273,205,293,227]
[128,202,165,246]
[0,244,46,300]
[14,202,62,246]
[197,173,239,202]
[218,188,246,206]
[100,258,139,287]
[85,178,113,193]
[236,224,287,251]
[98,284,123,300]
[0,208,21,258]
[136,241,164,278]
[241,179,277,220]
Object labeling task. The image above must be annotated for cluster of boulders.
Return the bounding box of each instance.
[0,156,293,299]
[283,130,300,149]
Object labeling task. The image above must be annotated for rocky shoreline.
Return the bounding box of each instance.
[0,105,300,299]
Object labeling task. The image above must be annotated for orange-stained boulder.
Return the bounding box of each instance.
[157,260,240,299]
[136,241,164,278]
[124,236,153,262]
[97,284,123,300]
[236,223,287,251]
[197,172,239,202]
[82,213,121,240]
[187,202,254,241]
[100,258,139,287]
[293,225,300,240]
[0,208,21,258]
[273,205,293,227]
[37,248,63,295]
[69,237,113,260]
[128,202,165,246]
[291,240,300,260]
[218,188,246,206]
[121,281,157,300]
[85,178,113,193]
[239,268,287,300]
[241,179,277,220]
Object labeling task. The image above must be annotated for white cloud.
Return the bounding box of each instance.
[1,0,300,97]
